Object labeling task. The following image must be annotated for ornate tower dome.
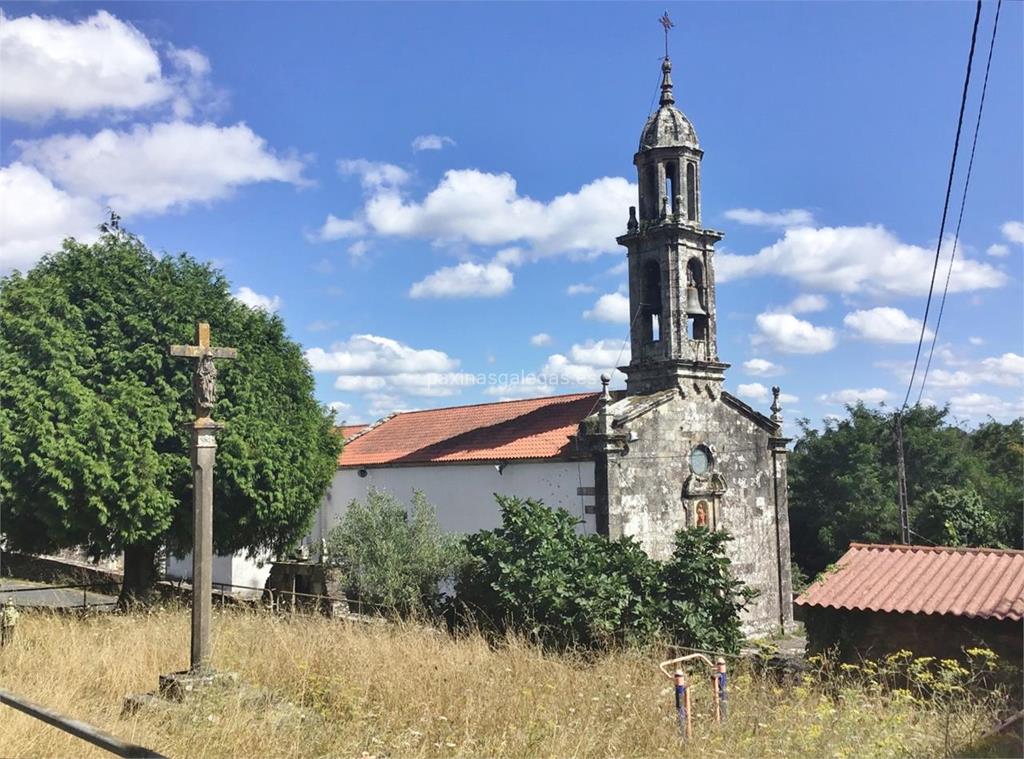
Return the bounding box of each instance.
[639,58,700,151]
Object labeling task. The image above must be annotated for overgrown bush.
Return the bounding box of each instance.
[453,495,752,652]
[325,489,464,616]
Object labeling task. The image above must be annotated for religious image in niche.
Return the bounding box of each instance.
[696,500,709,527]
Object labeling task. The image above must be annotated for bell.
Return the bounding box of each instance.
[685,284,706,316]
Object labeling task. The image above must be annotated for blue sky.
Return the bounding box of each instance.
[2,2,1021,429]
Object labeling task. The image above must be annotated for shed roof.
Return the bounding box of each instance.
[338,392,603,467]
[337,424,368,441]
[796,543,1024,622]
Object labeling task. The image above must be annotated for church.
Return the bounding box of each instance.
[310,55,795,634]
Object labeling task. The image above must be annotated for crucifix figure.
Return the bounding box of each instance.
[169,322,237,673]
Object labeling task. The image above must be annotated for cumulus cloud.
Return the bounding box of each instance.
[483,339,630,399]
[310,215,366,242]
[784,294,827,313]
[318,169,635,259]
[0,10,211,122]
[723,208,814,228]
[411,134,456,151]
[819,388,891,405]
[530,333,552,347]
[233,286,281,312]
[567,283,596,295]
[1002,221,1024,244]
[753,312,837,354]
[882,351,1024,390]
[736,382,798,405]
[948,392,1024,422]
[843,307,932,344]
[338,159,410,191]
[15,121,306,216]
[408,261,514,299]
[986,243,1009,257]
[743,358,784,377]
[717,225,1006,296]
[584,292,631,324]
[0,163,101,272]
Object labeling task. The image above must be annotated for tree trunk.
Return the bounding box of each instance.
[119,543,160,609]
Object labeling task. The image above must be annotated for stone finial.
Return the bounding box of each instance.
[770,385,783,425]
[674,195,683,219]
[627,206,638,232]
[659,57,675,107]
[660,195,669,219]
[600,372,612,402]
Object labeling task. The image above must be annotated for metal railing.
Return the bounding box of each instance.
[0,582,118,609]
[0,688,167,758]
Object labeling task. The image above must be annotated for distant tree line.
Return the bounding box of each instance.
[788,403,1022,577]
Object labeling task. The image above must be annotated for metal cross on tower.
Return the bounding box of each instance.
[659,11,674,59]
[169,322,238,673]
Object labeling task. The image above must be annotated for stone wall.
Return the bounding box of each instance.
[596,388,793,635]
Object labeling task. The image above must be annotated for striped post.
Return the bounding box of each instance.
[715,657,728,722]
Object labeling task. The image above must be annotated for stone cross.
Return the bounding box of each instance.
[169,322,237,673]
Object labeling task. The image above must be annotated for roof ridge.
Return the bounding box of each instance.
[383,391,601,418]
[850,542,1024,556]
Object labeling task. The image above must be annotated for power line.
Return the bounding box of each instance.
[902,0,983,410]
[917,0,1003,404]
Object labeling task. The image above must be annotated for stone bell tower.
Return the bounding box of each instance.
[618,56,728,395]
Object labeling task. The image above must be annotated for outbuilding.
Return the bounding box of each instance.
[796,543,1024,666]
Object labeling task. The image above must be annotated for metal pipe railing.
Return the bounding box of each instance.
[0,688,167,758]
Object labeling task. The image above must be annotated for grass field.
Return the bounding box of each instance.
[0,607,1016,758]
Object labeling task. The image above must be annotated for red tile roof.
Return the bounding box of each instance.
[338,392,602,467]
[796,543,1024,621]
[337,424,369,441]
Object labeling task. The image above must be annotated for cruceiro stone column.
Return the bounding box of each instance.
[169,322,237,674]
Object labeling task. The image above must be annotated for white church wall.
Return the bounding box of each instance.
[311,460,597,543]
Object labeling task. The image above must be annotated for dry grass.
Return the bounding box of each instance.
[0,606,1011,758]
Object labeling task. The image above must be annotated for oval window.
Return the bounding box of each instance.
[689,445,712,475]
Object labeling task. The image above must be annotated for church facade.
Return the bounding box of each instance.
[314,55,794,633]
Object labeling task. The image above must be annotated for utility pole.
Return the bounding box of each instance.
[894,411,910,545]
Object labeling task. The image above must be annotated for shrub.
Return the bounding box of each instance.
[325,489,464,616]
[454,495,752,652]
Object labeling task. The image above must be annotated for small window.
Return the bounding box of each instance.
[689,444,712,475]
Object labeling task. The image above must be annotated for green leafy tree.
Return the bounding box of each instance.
[913,485,1001,547]
[454,496,752,652]
[0,231,340,604]
[324,489,464,616]
[789,403,1021,577]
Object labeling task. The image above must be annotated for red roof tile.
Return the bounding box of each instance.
[338,392,602,467]
[796,543,1024,621]
[337,424,369,441]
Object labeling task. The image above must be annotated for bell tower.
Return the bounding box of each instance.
[617,55,728,395]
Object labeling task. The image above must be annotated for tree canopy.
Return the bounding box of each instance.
[0,231,341,600]
[789,403,1022,577]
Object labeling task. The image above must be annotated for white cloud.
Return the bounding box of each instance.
[482,339,630,399]
[948,392,1024,422]
[968,336,984,346]
[986,243,1010,257]
[819,388,891,405]
[323,168,635,259]
[233,286,281,312]
[327,400,352,415]
[0,163,101,272]
[0,10,209,122]
[16,122,306,216]
[347,241,371,261]
[717,225,1006,296]
[753,312,837,354]
[338,159,410,191]
[530,333,552,347]
[1001,221,1024,244]
[567,283,596,295]
[584,292,631,324]
[737,383,770,403]
[881,351,1024,390]
[493,247,524,266]
[723,208,814,228]
[785,294,827,313]
[568,339,629,369]
[411,134,456,151]
[408,261,513,299]
[306,334,457,375]
[743,358,784,377]
[312,215,367,242]
[843,307,932,344]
